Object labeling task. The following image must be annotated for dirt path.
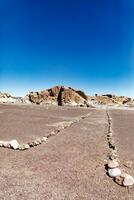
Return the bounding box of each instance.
[0,104,133,199]
[109,109,134,198]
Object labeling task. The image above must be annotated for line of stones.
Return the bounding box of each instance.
[0,113,91,151]
[106,109,134,187]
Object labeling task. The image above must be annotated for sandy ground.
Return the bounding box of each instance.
[0,104,133,200]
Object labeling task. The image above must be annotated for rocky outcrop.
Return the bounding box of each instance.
[60,87,86,106]
[0,92,11,98]
[1,88,134,107]
[0,86,89,107]
[26,86,89,107]
[88,94,134,106]
[0,92,23,104]
[75,90,88,101]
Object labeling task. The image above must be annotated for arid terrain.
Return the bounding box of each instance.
[0,103,134,200]
[0,86,134,108]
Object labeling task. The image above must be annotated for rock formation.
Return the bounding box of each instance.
[0,92,23,104]
[88,94,134,106]
[0,91,34,104]
[1,87,134,107]
[26,86,89,107]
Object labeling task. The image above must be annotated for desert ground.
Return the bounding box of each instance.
[0,104,133,200]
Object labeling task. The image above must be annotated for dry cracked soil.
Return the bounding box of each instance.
[0,104,133,200]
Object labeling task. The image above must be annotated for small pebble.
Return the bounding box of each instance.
[41,137,48,142]
[24,144,30,149]
[112,148,117,153]
[9,140,19,149]
[0,140,4,147]
[36,138,42,144]
[107,132,113,137]
[109,154,118,160]
[50,129,60,135]
[108,168,121,178]
[123,174,134,187]
[115,173,134,187]
[33,140,40,145]
[109,127,113,132]
[28,142,35,147]
[109,138,115,145]
[3,141,10,148]
[18,144,26,150]
[49,131,56,136]
[108,160,119,169]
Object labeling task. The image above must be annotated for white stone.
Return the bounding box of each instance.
[18,144,30,150]
[108,168,121,178]
[109,153,118,160]
[108,160,119,169]
[33,140,39,145]
[25,144,30,149]
[109,127,113,132]
[115,173,134,187]
[9,139,19,149]
[3,141,10,148]
[41,137,48,142]
[108,132,113,137]
[0,97,17,103]
[109,138,115,145]
[123,174,134,186]
[36,138,42,144]
[0,140,4,147]
[18,144,25,150]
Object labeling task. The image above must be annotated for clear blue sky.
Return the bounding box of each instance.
[0,0,134,97]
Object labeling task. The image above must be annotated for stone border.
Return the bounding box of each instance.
[1,108,133,187]
[0,113,91,151]
[106,109,134,188]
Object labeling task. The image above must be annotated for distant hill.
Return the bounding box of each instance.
[0,86,134,107]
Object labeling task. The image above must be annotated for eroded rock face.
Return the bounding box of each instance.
[26,86,88,107]
[0,92,11,98]
[0,92,23,104]
[75,90,88,100]
[47,86,61,97]
[88,94,134,106]
[1,87,133,107]
[60,87,86,106]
